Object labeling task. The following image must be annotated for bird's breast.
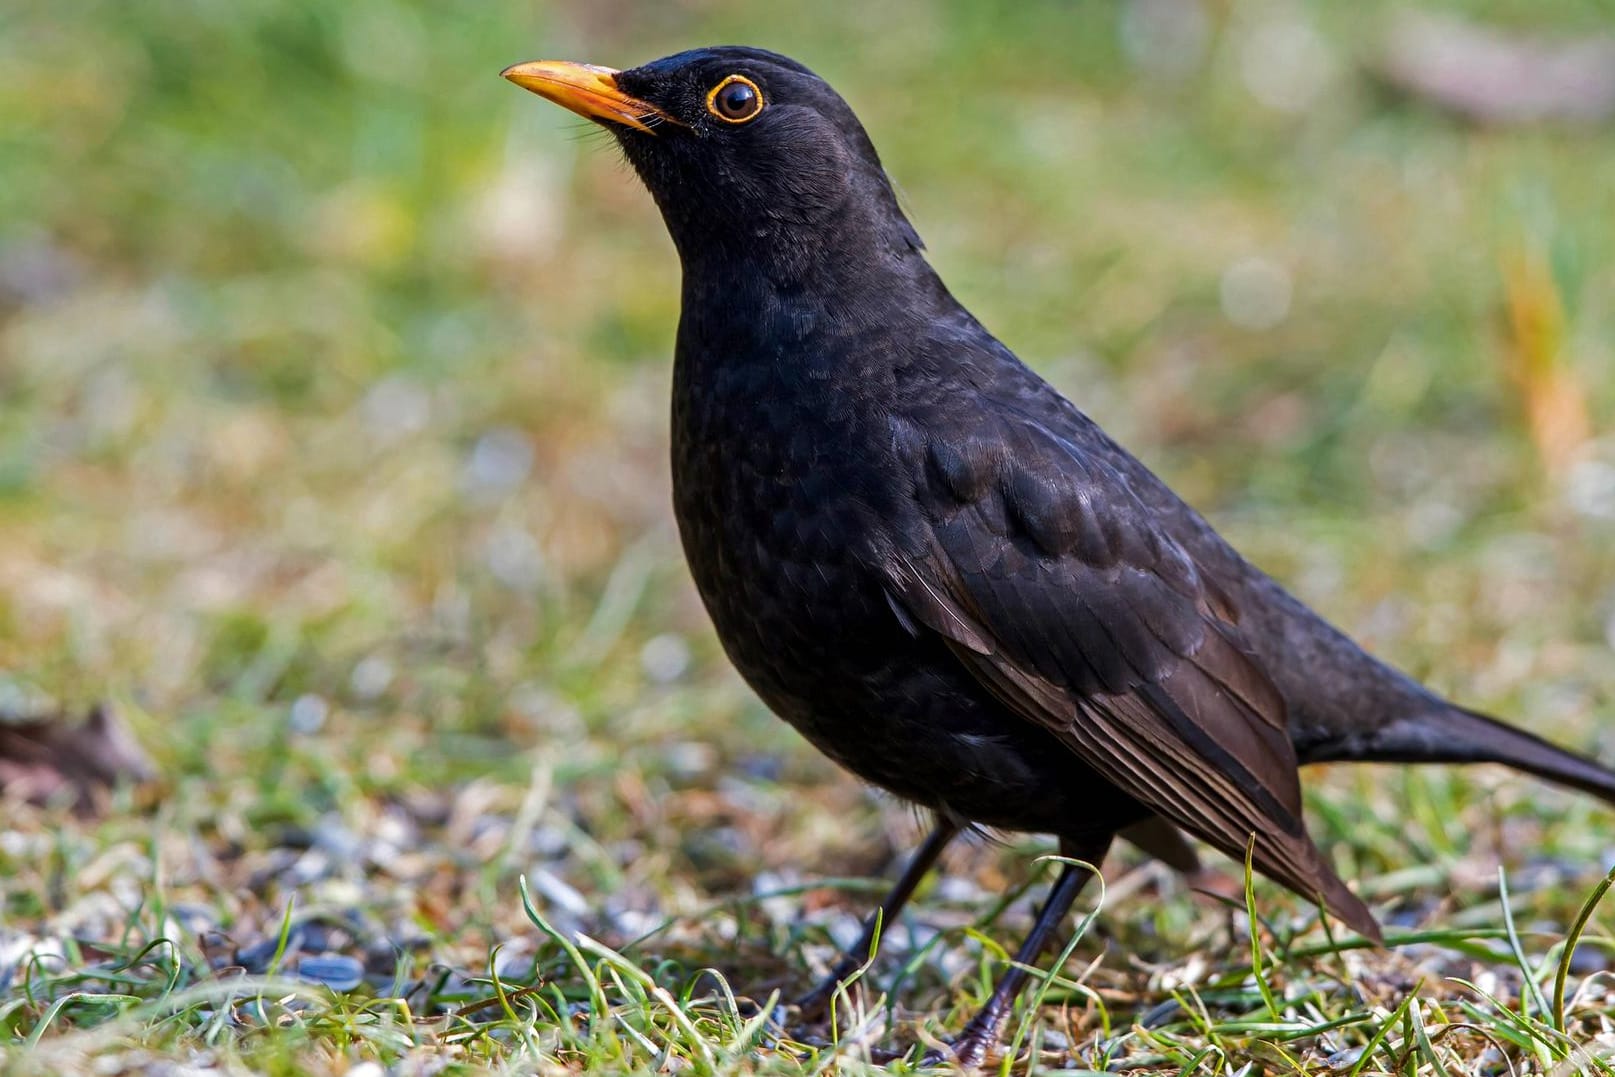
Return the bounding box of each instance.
[668,345,904,708]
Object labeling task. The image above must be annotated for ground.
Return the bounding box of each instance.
[3,1,1615,1074]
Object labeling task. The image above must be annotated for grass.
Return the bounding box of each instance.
[3,0,1615,1072]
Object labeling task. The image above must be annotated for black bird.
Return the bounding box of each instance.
[503,48,1615,1066]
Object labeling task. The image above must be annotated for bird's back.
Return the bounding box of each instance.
[879,315,1444,759]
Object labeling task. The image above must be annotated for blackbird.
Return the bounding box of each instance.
[503,48,1615,1066]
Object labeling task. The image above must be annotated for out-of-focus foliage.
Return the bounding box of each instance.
[2,1,1614,1073]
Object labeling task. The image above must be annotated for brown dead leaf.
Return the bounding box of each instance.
[0,702,155,813]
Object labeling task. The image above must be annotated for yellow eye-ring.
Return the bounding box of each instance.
[706,75,764,123]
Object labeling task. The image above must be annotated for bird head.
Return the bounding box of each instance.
[502,47,923,276]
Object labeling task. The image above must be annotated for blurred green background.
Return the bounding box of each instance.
[2,0,1614,1069]
[5,0,1612,775]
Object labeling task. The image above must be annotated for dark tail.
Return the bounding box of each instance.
[1310,704,1615,805]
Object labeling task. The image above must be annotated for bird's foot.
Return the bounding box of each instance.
[793,959,866,1024]
[916,1005,1008,1070]
[792,981,836,1024]
[915,1037,990,1070]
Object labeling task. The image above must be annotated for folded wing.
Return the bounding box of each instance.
[882,408,1380,940]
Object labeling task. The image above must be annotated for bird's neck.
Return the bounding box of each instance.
[673,202,959,359]
[653,157,944,301]
[675,240,955,381]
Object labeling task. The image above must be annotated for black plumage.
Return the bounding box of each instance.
[503,48,1615,1066]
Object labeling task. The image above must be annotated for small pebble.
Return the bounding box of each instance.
[349,656,394,700]
[485,524,545,589]
[736,753,785,782]
[312,815,362,858]
[1325,1046,1365,1070]
[289,694,329,735]
[640,633,691,682]
[527,867,591,918]
[462,427,534,497]
[298,954,366,992]
[360,376,431,443]
[1220,255,1292,331]
[236,926,305,972]
[168,903,220,935]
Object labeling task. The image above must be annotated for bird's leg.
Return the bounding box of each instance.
[942,834,1111,1069]
[795,819,961,1021]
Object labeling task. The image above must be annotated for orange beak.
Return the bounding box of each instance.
[500,60,677,135]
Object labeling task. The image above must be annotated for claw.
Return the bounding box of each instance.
[793,957,873,1023]
[916,1029,994,1070]
[944,1010,1007,1069]
[792,979,842,1024]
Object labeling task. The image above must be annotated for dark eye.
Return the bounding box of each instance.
[707,75,764,123]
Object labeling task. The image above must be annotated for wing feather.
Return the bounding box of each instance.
[883,411,1381,940]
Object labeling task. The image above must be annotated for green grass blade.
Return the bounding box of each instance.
[1552,862,1615,1032]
